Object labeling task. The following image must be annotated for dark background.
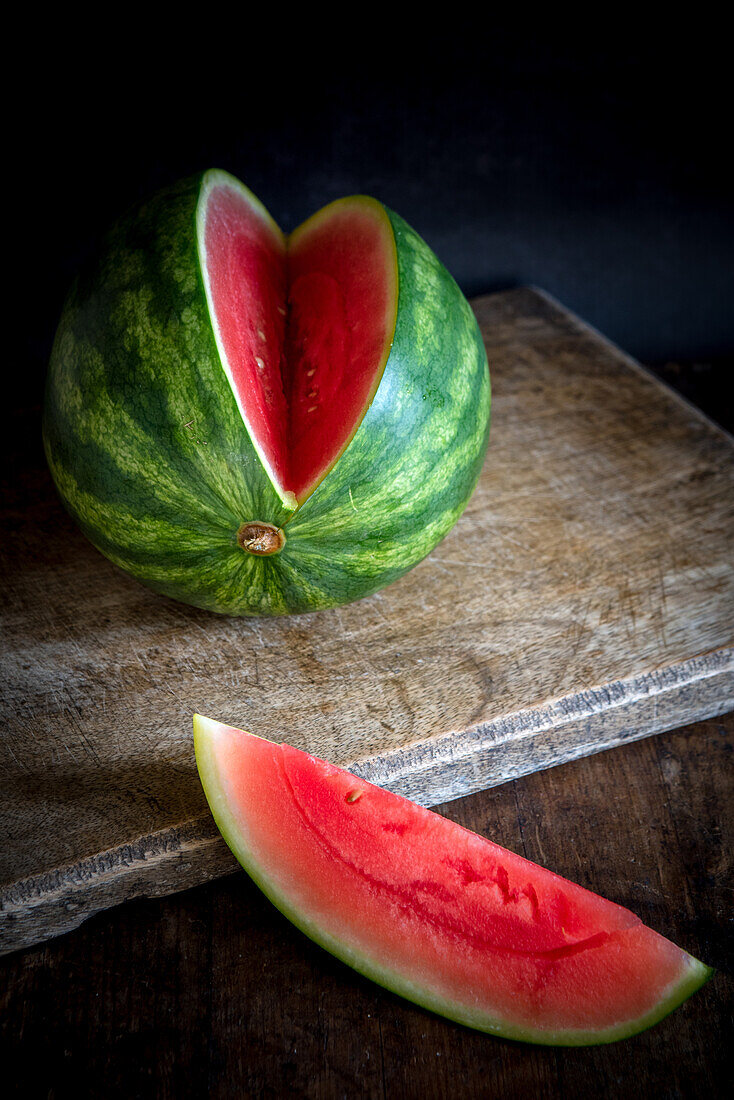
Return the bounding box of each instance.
[14,20,734,421]
[5,23,733,1096]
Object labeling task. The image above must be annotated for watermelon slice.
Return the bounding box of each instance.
[193,715,712,1045]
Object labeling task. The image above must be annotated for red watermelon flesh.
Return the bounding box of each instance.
[199,177,397,506]
[194,715,712,1045]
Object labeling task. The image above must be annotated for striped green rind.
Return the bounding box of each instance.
[44,175,490,615]
[277,207,491,611]
[44,173,298,615]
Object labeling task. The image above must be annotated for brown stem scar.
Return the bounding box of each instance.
[237,522,286,556]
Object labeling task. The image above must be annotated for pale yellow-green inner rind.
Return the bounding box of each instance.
[193,714,713,1046]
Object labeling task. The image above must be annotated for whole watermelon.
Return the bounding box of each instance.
[43,170,490,615]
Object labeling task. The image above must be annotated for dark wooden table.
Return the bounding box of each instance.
[3,354,732,1098]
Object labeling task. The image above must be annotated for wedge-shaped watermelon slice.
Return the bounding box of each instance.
[194,715,712,1045]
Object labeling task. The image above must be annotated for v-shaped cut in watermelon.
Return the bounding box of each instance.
[197,172,398,508]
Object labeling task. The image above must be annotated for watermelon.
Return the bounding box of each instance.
[43,170,490,615]
[193,714,712,1045]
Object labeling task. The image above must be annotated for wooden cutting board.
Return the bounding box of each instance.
[2,287,733,956]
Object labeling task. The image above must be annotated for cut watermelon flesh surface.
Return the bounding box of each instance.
[194,715,712,1045]
[198,173,398,507]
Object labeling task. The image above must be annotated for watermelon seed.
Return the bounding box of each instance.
[345,789,363,803]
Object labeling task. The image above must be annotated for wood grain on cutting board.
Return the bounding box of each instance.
[2,287,732,954]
